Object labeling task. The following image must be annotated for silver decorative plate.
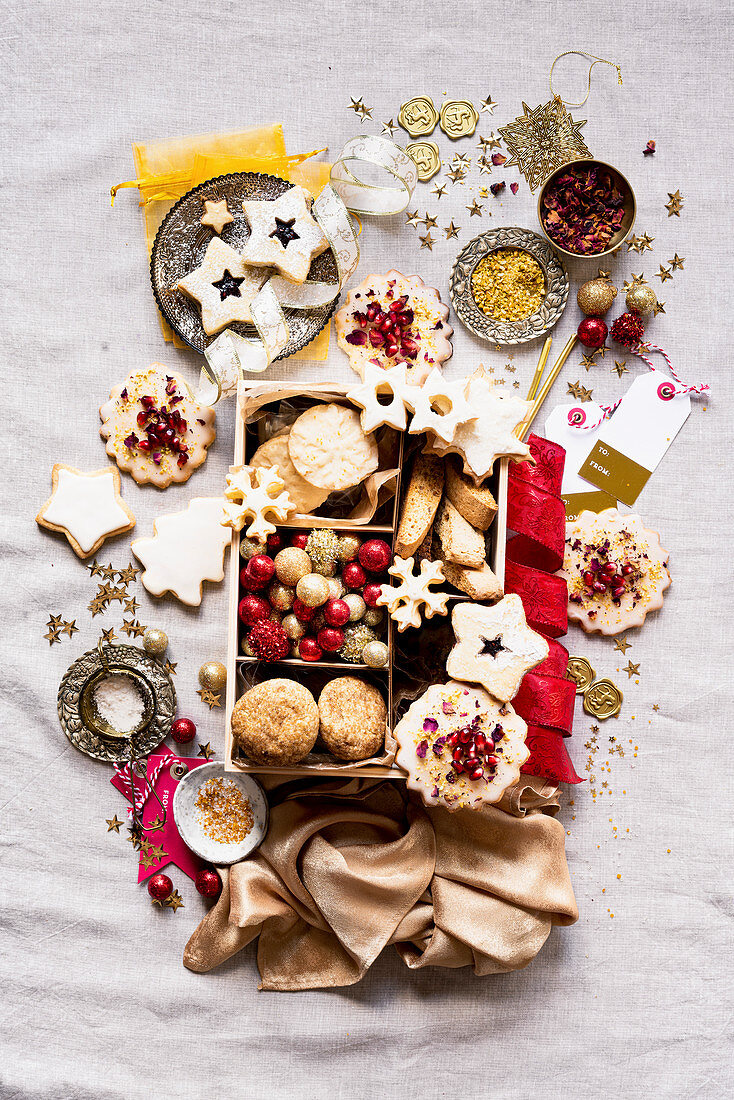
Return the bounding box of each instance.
[449,226,569,346]
[172,763,268,865]
[150,172,338,357]
[57,642,176,762]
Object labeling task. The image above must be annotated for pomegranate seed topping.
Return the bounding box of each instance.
[366,303,379,321]
[137,439,151,452]
[469,767,484,781]
[593,581,607,593]
[622,563,634,575]
[485,754,498,768]
[177,453,188,467]
[400,338,419,358]
[141,395,156,409]
[398,309,414,325]
[136,411,148,427]
[354,311,368,327]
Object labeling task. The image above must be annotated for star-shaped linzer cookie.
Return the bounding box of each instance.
[177,237,269,336]
[240,186,329,284]
[200,198,234,235]
[446,594,549,703]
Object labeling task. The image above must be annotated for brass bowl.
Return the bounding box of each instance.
[537,159,636,260]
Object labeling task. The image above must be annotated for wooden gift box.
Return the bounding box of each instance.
[224,380,508,780]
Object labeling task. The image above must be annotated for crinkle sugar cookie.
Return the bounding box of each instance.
[393,681,529,811]
[287,403,379,492]
[336,270,453,384]
[559,508,671,635]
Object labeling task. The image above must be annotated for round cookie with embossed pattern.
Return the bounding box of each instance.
[336,270,453,384]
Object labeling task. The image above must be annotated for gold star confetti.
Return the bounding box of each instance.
[87,559,104,577]
[423,212,438,230]
[61,620,79,638]
[126,825,145,850]
[44,627,61,646]
[625,234,641,253]
[595,344,608,359]
[165,890,184,912]
[197,689,222,709]
[101,563,117,581]
[614,636,632,654]
[405,209,422,228]
[669,253,685,271]
[623,660,640,678]
[480,95,497,114]
[123,596,140,614]
[121,618,145,638]
[623,274,648,293]
[597,269,611,279]
[163,659,177,675]
[499,97,591,192]
[100,627,116,643]
[348,96,364,116]
[639,233,655,252]
[358,102,373,121]
[581,353,597,371]
[451,152,471,166]
[108,586,128,602]
[578,384,593,401]
[477,157,493,176]
[148,816,164,831]
[419,232,435,250]
[140,850,157,870]
[656,265,673,283]
[431,183,447,199]
[147,843,168,860]
[612,360,629,378]
[567,381,592,401]
[106,815,124,833]
[478,133,501,152]
[381,119,397,136]
[97,582,117,600]
[665,189,684,216]
[513,380,520,389]
[652,703,660,711]
[444,221,460,239]
[446,166,467,183]
[653,300,666,316]
[47,614,63,629]
[466,199,483,217]
[88,598,106,617]
[197,742,215,760]
[118,563,140,585]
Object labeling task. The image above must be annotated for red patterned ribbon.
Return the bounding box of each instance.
[505,435,582,784]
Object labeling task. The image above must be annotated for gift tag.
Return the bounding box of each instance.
[577,371,690,506]
[544,404,617,520]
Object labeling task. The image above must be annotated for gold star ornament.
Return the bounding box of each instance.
[612,360,629,379]
[466,200,483,217]
[669,253,685,270]
[623,660,641,678]
[614,635,632,654]
[197,742,215,760]
[443,221,460,239]
[665,190,684,216]
[499,98,592,192]
[419,232,434,250]
[106,815,124,833]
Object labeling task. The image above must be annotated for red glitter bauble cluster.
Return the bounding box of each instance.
[610,311,645,348]
[241,553,275,590]
[195,869,222,899]
[147,873,173,901]
[577,317,608,349]
[248,620,290,661]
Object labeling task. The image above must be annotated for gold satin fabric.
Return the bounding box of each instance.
[183,778,578,990]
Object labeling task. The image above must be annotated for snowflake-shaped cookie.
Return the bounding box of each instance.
[446,595,549,702]
[239,186,330,284]
[221,464,295,542]
[376,555,450,632]
[405,367,477,444]
[346,362,411,432]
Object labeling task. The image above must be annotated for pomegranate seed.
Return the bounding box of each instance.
[485,754,498,768]
[583,571,595,586]
[398,309,414,325]
[389,295,408,312]
[354,311,368,327]
[400,338,419,358]
[137,439,151,452]
[379,318,393,334]
[622,563,634,575]
[136,411,148,427]
[366,303,379,322]
[385,343,399,357]
[141,395,156,409]
[452,747,463,763]
[593,580,607,593]
[612,585,625,598]
[469,767,484,781]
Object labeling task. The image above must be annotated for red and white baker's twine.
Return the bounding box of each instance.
[114,756,167,818]
[569,343,710,431]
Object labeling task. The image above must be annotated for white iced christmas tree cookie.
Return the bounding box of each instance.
[132,497,230,606]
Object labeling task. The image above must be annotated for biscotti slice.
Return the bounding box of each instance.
[395,453,444,557]
[436,498,486,568]
[445,456,498,530]
[442,559,503,602]
[414,524,434,563]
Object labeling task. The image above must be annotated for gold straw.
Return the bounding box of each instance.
[516,334,578,441]
[526,336,553,401]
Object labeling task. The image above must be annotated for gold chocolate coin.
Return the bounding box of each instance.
[583,678,623,720]
[406,141,441,181]
[567,656,595,694]
[439,100,479,140]
[399,96,439,138]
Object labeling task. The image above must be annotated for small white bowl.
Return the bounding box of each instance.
[172,762,268,865]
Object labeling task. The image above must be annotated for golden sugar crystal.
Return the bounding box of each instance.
[471,248,546,322]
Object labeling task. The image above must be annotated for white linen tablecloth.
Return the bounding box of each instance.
[2,1,732,1096]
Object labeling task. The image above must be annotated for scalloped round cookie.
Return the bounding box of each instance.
[287,403,379,492]
[250,432,330,515]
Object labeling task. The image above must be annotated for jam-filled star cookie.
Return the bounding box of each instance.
[336,270,453,384]
[239,186,330,285]
[559,508,671,635]
[177,237,270,335]
[100,366,216,488]
[446,595,549,702]
[393,680,529,811]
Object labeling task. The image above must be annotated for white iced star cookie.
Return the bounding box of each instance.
[37,464,135,559]
[393,681,529,812]
[446,595,549,703]
[239,186,330,284]
[376,555,450,632]
[405,368,477,444]
[99,365,216,488]
[177,238,270,335]
[200,199,233,235]
[222,464,296,542]
[132,497,230,606]
[346,362,411,433]
[428,368,532,482]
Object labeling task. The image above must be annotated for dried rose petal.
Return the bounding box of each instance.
[345,329,367,346]
[643,140,656,156]
[510,182,519,195]
[416,739,428,759]
[490,181,505,196]
[423,717,439,733]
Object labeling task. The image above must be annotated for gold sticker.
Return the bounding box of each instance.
[578,440,652,507]
[583,678,623,720]
[399,96,439,138]
[567,656,595,693]
[406,141,441,181]
[439,99,479,139]
[562,490,618,521]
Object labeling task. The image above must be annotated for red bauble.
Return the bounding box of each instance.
[266,533,282,553]
[610,310,645,348]
[240,565,267,591]
[248,620,290,662]
[317,627,344,652]
[358,539,392,573]
[342,562,367,589]
[247,554,275,584]
[171,717,196,744]
[299,637,323,662]
[577,317,608,349]
[362,582,383,608]
[147,873,173,901]
[291,533,309,550]
[292,597,316,622]
[324,598,350,627]
[195,869,222,899]
[238,594,270,627]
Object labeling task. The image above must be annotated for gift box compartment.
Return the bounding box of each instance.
[224,380,508,779]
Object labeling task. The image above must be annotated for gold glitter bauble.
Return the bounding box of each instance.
[577,278,618,316]
[363,607,384,628]
[625,284,657,316]
[312,559,337,578]
[567,656,595,694]
[327,576,346,599]
[198,660,227,692]
[142,627,168,658]
[241,637,256,657]
[362,639,389,668]
[583,678,623,720]
[339,624,378,663]
[343,593,367,622]
[274,547,312,586]
[295,574,330,608]
[267,581,295,611]
[239,537,264,561]
[282,613,306,641]
[337,535,361,562]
